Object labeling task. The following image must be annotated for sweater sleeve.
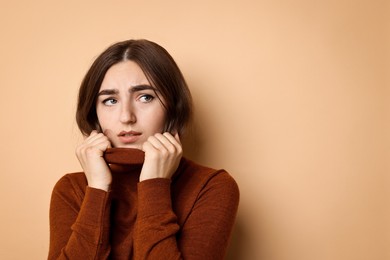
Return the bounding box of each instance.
[134,178,181,259]
[48,175,112,260]
[133,171,239,260]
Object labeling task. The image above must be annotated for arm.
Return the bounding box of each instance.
[48,175,112,260]
[134,133,239,259]
[133,132,182,259]
[49,128,113,259]
[133,171,240,260]
[178,171,239,259]
[133,178,181,260]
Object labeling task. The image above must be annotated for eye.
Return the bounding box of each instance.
[103,98,117,106]
[139,94,154,103]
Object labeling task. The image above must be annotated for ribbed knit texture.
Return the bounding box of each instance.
[48,148,239,259]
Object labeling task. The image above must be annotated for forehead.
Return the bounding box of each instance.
[100,60,150,90]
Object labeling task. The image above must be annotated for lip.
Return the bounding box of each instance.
[118,130,142,144]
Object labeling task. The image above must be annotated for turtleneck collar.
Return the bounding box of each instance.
[104,147,186,179]
[103,148,145,165]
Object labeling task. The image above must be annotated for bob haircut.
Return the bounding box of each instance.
[76,39,193,136]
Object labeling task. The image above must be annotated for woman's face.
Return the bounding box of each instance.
[96,60,166,149]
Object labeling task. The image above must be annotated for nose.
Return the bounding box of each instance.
[119,101,136,124]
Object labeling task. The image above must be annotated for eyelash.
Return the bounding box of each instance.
[139,94,154,103]
[102,94,154,106]
[103,98,117,106]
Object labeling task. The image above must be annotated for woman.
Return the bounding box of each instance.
[49,39,239,259]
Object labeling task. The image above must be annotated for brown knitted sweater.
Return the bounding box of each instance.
[48,148,239,259]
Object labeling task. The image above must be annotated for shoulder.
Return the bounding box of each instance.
[175,158,239,199]
[51,172,88,203]
[172,158,239,224]
[179,158,238,182]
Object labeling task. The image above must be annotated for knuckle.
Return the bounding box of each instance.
[160,148,169,158]
[166,144,176,154]
[85,146,97,155]
[148,150,160,160]
[76,144,87,156]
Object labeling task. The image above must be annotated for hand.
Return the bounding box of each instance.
[140,132,183,182]
[75,130,112,191]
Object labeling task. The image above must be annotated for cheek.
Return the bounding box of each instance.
[156,111,167,132]
[145,108,166,133]
[96,110,112,130]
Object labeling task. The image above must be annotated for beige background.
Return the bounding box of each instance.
[0,0,388,259]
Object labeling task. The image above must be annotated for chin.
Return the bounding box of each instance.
[115,143,142,150]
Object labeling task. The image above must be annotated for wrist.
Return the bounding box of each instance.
[88,182,111,192]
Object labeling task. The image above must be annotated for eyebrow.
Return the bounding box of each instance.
[98,89,119,96]
[130,84,157,93]
[97,84,157,96]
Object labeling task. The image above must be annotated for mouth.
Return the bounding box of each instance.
[118,131,142,144]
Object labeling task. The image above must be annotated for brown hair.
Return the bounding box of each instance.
[76,39,193,136]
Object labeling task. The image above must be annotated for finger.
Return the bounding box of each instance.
[162,133,182,155]
[163,132,181,146]
[84,132,105,144]
[84,130,98,140]
[174,132,181,143]
[146,134,167,150]
[80,134,111,153]
[156,133,181,150]
[103,129,114,148]
[89,137,111,148]
[157,133,181,155]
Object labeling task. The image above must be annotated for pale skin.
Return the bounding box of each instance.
[75,61,182,191]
